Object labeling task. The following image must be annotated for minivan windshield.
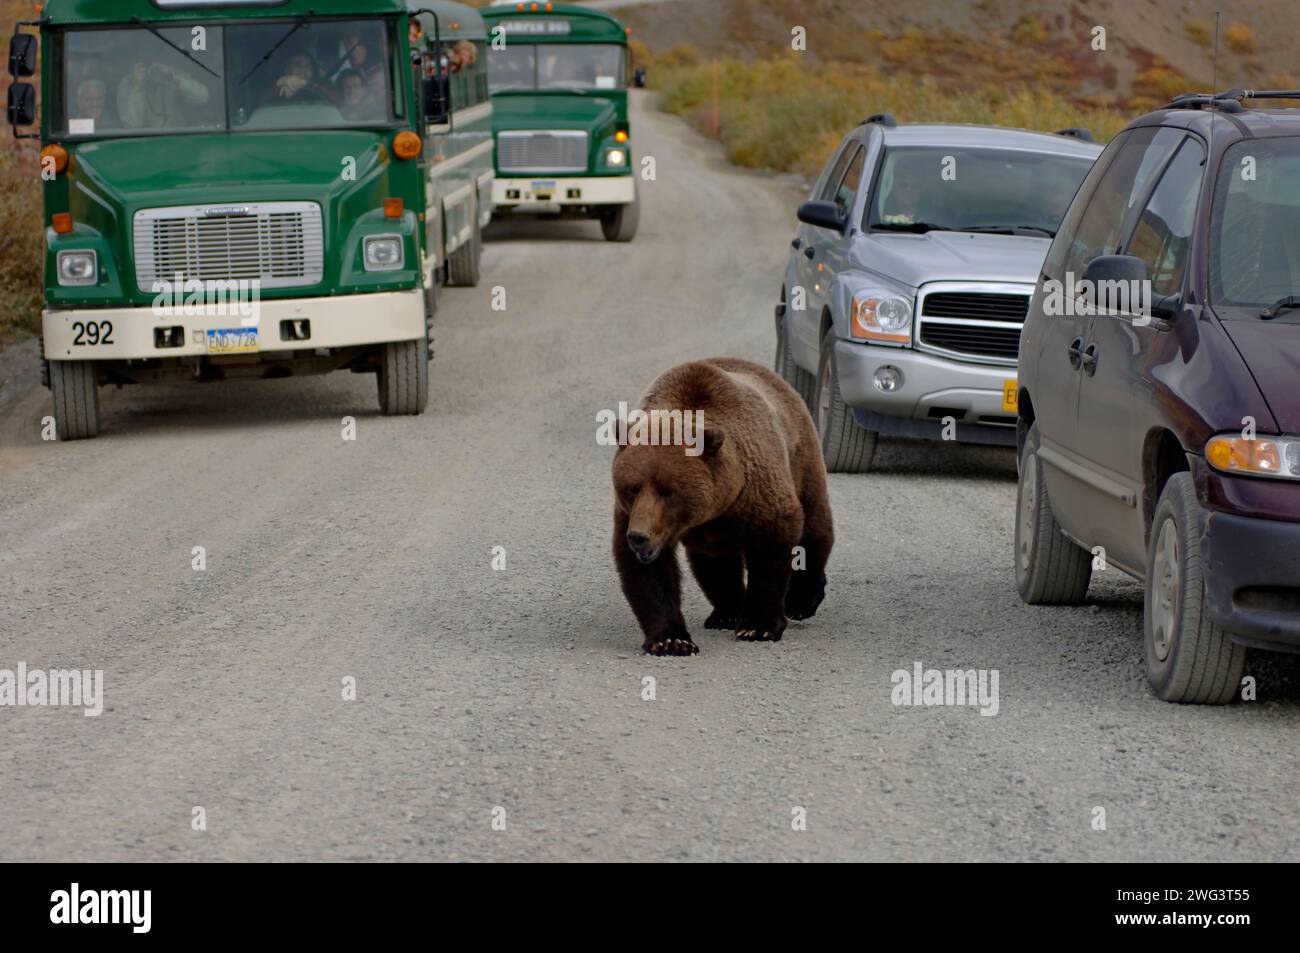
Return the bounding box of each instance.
[488,43,625,93]
[60,18,397,136]
[867,146,1095,237]
[1211,138,1300,314]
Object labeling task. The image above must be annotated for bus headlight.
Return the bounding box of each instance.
[363,235,404,272]
[57,250,98,286]
[605,147,627,168]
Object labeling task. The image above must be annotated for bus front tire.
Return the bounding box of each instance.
[50,359,100,441]
[600,200,638,242]
[377,339,429,416]
[447,215,482,287]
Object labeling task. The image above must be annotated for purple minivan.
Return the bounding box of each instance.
[1014,90,1300,704]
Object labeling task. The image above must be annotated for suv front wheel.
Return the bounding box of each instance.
[1144,473,1246,704]
[813,330,876,472]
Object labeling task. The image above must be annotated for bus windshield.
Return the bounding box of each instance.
[61,18,398,137]
[488,43,624,93]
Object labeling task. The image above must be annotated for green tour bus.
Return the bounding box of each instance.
[6,0,493,439]
[480,2,638,242]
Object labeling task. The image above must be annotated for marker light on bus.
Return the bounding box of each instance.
[384,198,404,219]
[615,130,628,143]
[52,213,73,235]
[363,235,404,272]
[40,144,69,175]
[393,131,422,160]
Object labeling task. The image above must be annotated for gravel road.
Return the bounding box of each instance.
[1,93,1296,862]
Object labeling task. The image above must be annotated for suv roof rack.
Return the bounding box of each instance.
[1165,89,1300,114]
[1056,127,1094,141]
[862,113,897,128]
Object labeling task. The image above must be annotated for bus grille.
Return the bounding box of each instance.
[496,130,588,173]
[917,289,1029,363]
[133,202,324,291]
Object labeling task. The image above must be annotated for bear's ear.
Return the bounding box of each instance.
[702,427,726,459]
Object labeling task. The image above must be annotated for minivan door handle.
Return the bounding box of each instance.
[791,238,802,250]
[804,246,816,259]
[1067,337,1084,370]
[1081,342,1099,376]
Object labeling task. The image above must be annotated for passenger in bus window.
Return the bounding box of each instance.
[72,78,117,131]
[116,61,210,129]
[268,52,339,104]
[337,68,380,121]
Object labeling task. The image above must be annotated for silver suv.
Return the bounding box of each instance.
[776,116,1102,471]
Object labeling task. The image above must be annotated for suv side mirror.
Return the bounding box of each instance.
[8,32,36,78]
[423,73,450,126]
[7,81,36,128]
[797,200,846,234]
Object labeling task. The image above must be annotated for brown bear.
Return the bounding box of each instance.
[610,357,833,655]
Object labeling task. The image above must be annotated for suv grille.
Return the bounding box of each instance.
[133,202,324,292]
[918,290,1029,362]
[496,130,589,173]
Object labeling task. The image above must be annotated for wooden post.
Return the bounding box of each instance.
[711,58,720,137]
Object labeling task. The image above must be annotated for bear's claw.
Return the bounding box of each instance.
[704,609,742,630]
[644,637,700,656]
[736,627,784,643]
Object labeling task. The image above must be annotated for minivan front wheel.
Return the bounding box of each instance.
[1015,424,1092,604]
[813,331,876,472]
[1144,473,1245,704]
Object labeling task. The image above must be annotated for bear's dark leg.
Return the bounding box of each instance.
[686,548,746,630]
[786,496,833,621]
[613,508,698,656]
[737,544,793,642]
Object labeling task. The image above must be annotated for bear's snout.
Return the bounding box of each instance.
[625,530,661,563]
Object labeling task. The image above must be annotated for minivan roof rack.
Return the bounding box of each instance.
[1165,89,1300,113]
[1056,127,1093,141]
[862,113,897,128]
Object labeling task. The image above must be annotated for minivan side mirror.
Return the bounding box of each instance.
[797,200,846,234]
[1082,254,1182,321]
[1082,254,1149,287]
[8,32,36,78]
[7,81,36,129]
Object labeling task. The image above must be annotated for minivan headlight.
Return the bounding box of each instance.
[851,292,912,344]
[57,250,98,286]
[1206,433,1300,480]
[363,235,404,272]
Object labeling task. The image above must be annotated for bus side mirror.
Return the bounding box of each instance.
[7,81,36,128]
[633,67,647,88]
[8,32,36,78]
[423,74,450,126]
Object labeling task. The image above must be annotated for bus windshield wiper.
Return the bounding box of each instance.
[131,17,221,79]
[1261,295,1300,319]
[239,13,312,86]
[870,222,953,233]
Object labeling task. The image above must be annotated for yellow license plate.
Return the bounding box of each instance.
[1002,379,1018,413]
[207,328,259,354]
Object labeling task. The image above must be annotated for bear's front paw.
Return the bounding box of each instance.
[644,634,700,656]
[736,618,787,642]
[704,608,742,630]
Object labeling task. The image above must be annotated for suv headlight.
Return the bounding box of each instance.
[363,235,404,272]
[57,250,98,286]
[851,292,912,344]
[1206,433,1300,480]
[605,147,627,168]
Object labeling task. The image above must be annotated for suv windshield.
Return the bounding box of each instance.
[1211,138,1300,314]
[867,146,1094,236]
[488,43,624,93]
[60,19,397,136]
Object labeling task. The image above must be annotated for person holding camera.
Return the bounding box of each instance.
[116,60,210,129]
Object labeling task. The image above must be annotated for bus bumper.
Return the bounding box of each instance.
[493,175,635,208]
[42,289,426,362]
